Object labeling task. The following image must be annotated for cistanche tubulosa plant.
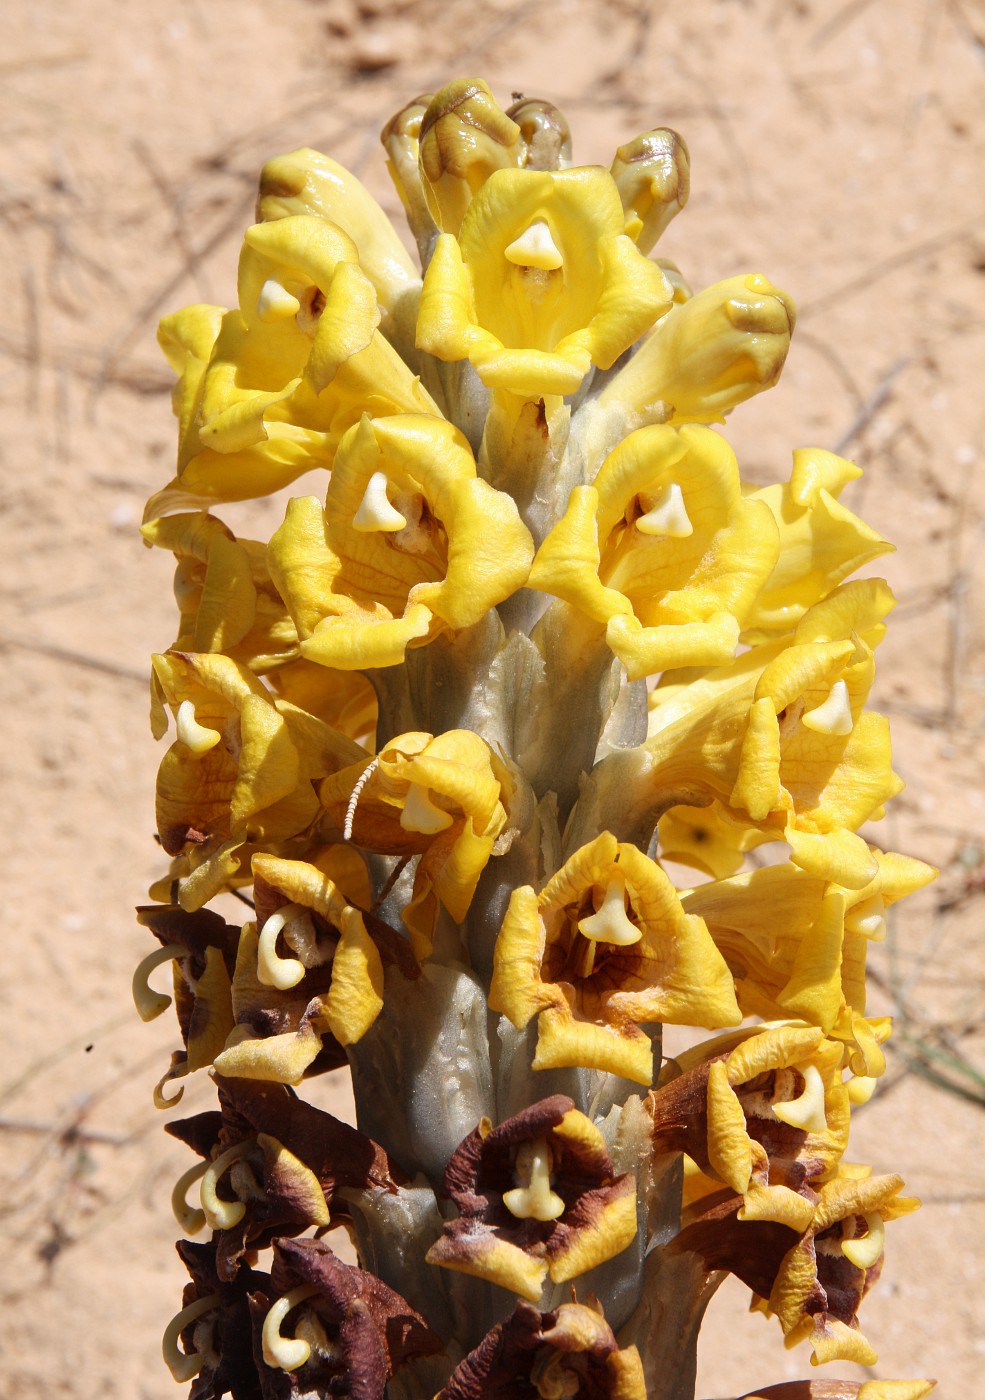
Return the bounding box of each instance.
[134,77,937,1400]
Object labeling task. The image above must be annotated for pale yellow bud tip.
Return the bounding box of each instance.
[772,1062,827,1134]
[801,679,854,735]
[352,472,407,532]
[257,905,310,990]
[262,1285,321,1370]
[175,700,222,755]
[503,1138,566,1221]
[257,278,301,322]
[635,482,693,538]
[578,876,642,946]
[132,942,184,1022]
[200,1139,252,1231]
[842,1211,886,1269]
[162,1293,219,1382]
[399,782,454,834]
[505,220,563,270]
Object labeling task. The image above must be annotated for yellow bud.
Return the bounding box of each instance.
[418,78,520,233]
[599,272,795,425]
[380,93,437,255]
[610,128,690,252]
[506,95,572,170]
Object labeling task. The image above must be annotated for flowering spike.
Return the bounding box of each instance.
[138,78,935,1400]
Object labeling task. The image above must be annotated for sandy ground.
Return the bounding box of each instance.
[2,0,984,1396]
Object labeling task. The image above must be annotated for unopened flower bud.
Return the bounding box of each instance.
[600,272,796,424]
[610,128,690,252]
[506,95,572,170]
[381,93,437,259]
[418,78,520,233]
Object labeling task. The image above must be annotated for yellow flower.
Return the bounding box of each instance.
[641,580,902,886]
[528,424,780,679]
[151,651,354,910]
[148,216,438,517]
[490,832,740,1085]
[766,1168,919,1365]
[141,512,297,669]
[267,413,534,670]
[213,853,417,1084]
[742,447,893,639]
[656,801,759,880]
[593,272,795,426]
[255,145,423,358]
[650,1022,852,1232]
[681,851,935,1043]
[318,729,512,957]
[425,1095,637,1301]
[417,166,672,398]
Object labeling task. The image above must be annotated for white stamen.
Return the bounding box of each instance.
[771,1062,827,1134]
[399,782,453,835]
[505,219,564,270]
[257,904,311,990]
[845,894,887,942]
[578,875,642,947]
[200,1139,253,1230]
[635,481,693,538]
[262,1285,321,1371]
[344,757,380,841]
[175,700,222,755]
[162,1293,220,1382]
[842,1211,885,1270]
[352,471,408,532]
[171,1159,208,1235]
[801,679,854,736]
[256,278,301,322]
[503,1138,566,1222]
[132,942,184,1022]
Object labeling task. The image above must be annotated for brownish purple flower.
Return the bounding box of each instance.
[437,1299,646,1399]
[253,1237,443,1399]
[425,1094,637,1301]
[134,904,240,1104]
[167,1078,406,1281]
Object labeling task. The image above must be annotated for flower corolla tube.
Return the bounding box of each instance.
[136,77,935,1400]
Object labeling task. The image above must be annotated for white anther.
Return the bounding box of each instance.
[845,894,887,942]
[399,782,453,835]
[578,875,642,947]
[503,1137,566,1222]
[841,1211,885,1270]
[262,1285,321,1371]
[162,1292,220,1382]
[257,904,311,990]
[132,942,184,1022]
[352,471,408,532]
[344,757,379,841]
[256,278,301,322]
[801,679,854,736]
[505,218,564,270]
[171,1159,208,1235]
[175,700,222,755]
[771,1062,827,1134]
[635,481,693,538]
[200,1139,254,1230]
